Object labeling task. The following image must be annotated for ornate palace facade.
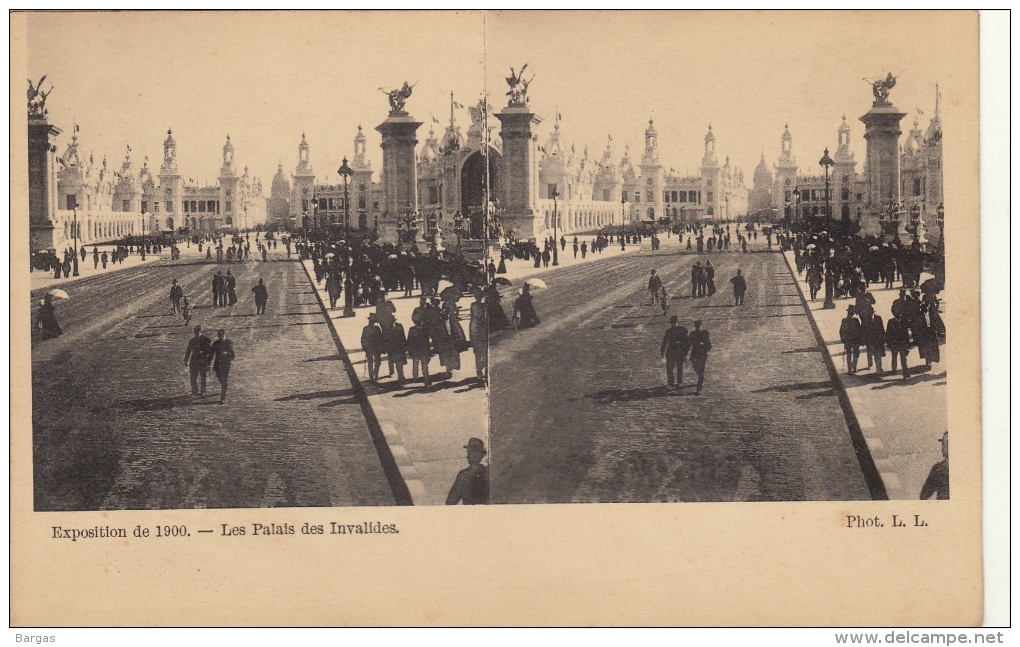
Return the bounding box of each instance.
[757,85,943,240]
[30,110,267,252]
[286,90,748,244]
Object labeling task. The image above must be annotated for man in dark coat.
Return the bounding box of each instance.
[184,325,212,397]
[446,437,489,505]
[360,314,384,382]
[212,271,223,307]
[226,270,238,306]
[688,320,712,395]
[251,278,269,315]
[387,321,408,387]
[861,311,886,377]
[920,432,949,500]
[210,328,235,403]
[730,269,747,306]
[170,279,183,315]
[886,311,912,380]
[406,322,432,387]
[648,270,662,305]
[659,315,690,388]
[839,305,862,374]
[691,262,704,298]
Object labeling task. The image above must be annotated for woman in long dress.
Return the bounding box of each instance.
[37,294,62,340]
[444,300,469,353]
[486,283,511,331]
[515,284,540,329]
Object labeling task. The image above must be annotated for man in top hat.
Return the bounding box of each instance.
[688,320,712,395]
[251,278,269,315]
[648,270,663,305]
[169,279,184,315]
[691,261,705,298]
[919,432,949,500]
[659,315,690,388]
[839,305,862,374]
[360,313,384,382]
[730,269,747,306]
[210,328,235,403]
[184,325,212,397]
[446,437,489,505]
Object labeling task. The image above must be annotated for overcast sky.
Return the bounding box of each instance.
[25,11,971,191]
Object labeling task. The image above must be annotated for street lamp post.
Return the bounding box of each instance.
[819,147,834,233]
[909,203,921,246]
[551,187,559,266]
[71,203,80,276]
[337,157,354,318]
[934,203,945,288]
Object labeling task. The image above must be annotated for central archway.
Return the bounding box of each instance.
[460,149,501,238]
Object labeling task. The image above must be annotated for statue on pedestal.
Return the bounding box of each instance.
[28,75,53,118]
[505,64,533,105]
[864,72,898,106]
[380,81,417,114]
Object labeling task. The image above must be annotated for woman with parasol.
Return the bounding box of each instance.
[36,291,66,340]
[514,282,541,329]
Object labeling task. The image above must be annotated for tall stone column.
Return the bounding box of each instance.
[376,112,421,243]
[860,99,906,236]
[495,104,538,240]
[29,115,61,252]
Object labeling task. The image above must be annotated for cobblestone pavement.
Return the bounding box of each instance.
[489,243,872,504]
[31,253,396,510]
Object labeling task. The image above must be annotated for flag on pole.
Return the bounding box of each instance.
[453,101,464,109]
[432,115,440,124]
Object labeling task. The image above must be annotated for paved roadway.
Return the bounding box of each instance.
[489,244,872,504]
[31,253,396,510]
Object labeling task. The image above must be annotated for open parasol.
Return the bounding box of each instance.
[493,277,513,286]
[524,278,548,290]
[48,289,70,300]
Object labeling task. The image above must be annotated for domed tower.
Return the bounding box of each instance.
[157,128,183,229]
[291,132,315,227]
[749,151,774,216]
[594,135,621,203]
[700,125,721,221]
[640,117,663,222]
[268,162,292,228]
[773,123,798,219]
[350,125,374,231]
[57,129,85,212]
[218,135,239,231]
[922,85,943,221]
[538,117,566,199]
[113,144,141,213]
[833,115,858,225]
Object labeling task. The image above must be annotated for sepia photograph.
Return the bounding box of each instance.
[25,11,954,509]
[12,9,991,628]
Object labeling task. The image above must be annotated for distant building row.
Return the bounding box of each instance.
[270,96,749,243]
[30,119,267,251]
[748,87,943,238]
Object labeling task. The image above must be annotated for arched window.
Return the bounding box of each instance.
[166,217,174,230]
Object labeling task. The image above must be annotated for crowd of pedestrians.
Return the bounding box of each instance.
[786,228,946,381]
